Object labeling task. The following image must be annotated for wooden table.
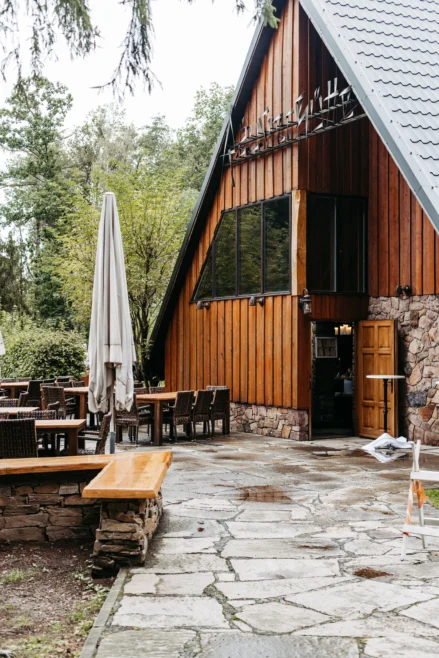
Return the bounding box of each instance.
[35,419,86,456]
[0,407,39,415]
[64,387,89,420]
[1,381,29,399]
[136,392,177,446]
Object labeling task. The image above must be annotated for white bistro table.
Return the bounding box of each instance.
[366,374,405,438]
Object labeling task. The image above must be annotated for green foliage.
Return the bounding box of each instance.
[426,489,439,509]
[0,314,86,379]
[176,83,234,191]
[0,1,276,95]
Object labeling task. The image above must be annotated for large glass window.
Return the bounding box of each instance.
[307,193,366,293]
[238,205,261,295]
[192,194,291,301]
[215,211,236,297]
[264,196,290,292]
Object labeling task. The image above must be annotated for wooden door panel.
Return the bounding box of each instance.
[357,320,398,439]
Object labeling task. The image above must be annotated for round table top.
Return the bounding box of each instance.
[366,375,405,379]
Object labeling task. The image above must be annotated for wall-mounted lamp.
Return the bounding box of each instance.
[298,289,312,315]
[395,284,412,297]
[336,323,352,336]
[196,301,210,310]
[249,296,265,307]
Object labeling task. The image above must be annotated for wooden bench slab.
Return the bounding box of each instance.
[0,451,172,499]
[82,452,172,499]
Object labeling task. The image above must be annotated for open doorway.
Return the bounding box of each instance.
[311,321,354,438]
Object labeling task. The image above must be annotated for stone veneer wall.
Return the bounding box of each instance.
[230,403,309,441]
[0,470,162,576]
[368,295,439,445]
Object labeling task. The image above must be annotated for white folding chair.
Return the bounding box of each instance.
[401,439,439,559]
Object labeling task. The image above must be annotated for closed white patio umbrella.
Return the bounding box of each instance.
[88,192,136,453]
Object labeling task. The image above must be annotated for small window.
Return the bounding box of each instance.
[264,196,290,292]
[307,193,366,293]
[215,211,236,297]
[238,205,261,295]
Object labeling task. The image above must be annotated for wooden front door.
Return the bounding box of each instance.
[357,320,399,438]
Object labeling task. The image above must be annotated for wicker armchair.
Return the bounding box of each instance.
[74,413,111,455]
[192,390,213,438]
[17,409,57,453]
[0,412,8,419]
[0,419,38,458]
[18,392,30,407]
[0,388,8,397]
[149,386,165,394]
[70,380,85,387]
[41,386,73,419]
[209,388,230,436]
[0,398,18,407]
[26,380,45,407]
[168,391,194,441]
[116,395,153,444]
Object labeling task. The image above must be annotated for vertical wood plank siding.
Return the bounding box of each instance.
[368,125,438,296]
[164,0,438,409]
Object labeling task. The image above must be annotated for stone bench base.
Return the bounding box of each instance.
[0,471,162,577]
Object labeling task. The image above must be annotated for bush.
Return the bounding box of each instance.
[0,323,86,380]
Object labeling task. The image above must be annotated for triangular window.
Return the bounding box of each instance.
[193,249,213,300]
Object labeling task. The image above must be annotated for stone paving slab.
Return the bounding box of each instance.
[196,633,359,657]
[89,433,439,658]
[112,595,229,629]
[96,630,196,658]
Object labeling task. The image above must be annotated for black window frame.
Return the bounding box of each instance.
[306,192,368,295]
[191,193,292,302]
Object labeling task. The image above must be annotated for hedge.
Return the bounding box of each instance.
[0,327,87,380]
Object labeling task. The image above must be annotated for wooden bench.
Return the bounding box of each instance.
[0,451,172,575]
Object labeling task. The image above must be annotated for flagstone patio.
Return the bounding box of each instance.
[87,433,439,657]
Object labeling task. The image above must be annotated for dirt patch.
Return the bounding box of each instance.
[212,453,259,461]
[271,464,308,474]
[0,541,113,658]
[234,485,292,503]
[354,567,391,579]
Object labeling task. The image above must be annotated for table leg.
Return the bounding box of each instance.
[67,428,78,456]
[9,387,16,400]
[382,378,389,434]
[78,394,86,420]
[154,401,163,446]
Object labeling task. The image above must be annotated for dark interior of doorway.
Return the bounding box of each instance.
[312,321,354,439]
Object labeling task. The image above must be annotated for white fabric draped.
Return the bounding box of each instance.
[88,192,136,415]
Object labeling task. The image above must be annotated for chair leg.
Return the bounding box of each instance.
[192,421,196,439]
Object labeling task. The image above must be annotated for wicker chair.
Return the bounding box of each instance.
[26,380,45,407]
[192,390,213,437]
[0,412,8,419]
[0,419,38,458]
[115,395,153,444]
[17,409,57,453]
[149,386,165,394]
[74,413,111,455]
[47,401,60,417]
[41,386,71,419]
[209,388,230,436]
[0,398,18,407]
[168,391,194,441]
[18,391,31,407]
[0,388,8,397]
[70,380,85,387]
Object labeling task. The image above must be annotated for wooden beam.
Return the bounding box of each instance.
[291,189,307,295]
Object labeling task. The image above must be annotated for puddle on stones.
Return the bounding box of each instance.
[234,485,292,503]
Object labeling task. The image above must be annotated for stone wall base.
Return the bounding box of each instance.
[0,471,162,576]
[368,295,439,445]
[230,403,309,440]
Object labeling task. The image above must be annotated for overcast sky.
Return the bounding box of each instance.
[0,0,256,130]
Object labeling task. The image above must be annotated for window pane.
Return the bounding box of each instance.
[264,197,290,292]
[194,250,212,300]
[307,195,335,291]
[215,211,236,297]
[238,205,262,295]
[336,197,365,292]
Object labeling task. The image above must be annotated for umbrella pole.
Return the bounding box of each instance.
[109,393,116,454]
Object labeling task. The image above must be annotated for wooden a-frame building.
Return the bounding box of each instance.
[150,0,439,444]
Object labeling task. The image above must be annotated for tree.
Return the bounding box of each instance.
[56,164,196,383]
[0,76,75,324]
[0,1,279,95]
[176,83,234,191]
